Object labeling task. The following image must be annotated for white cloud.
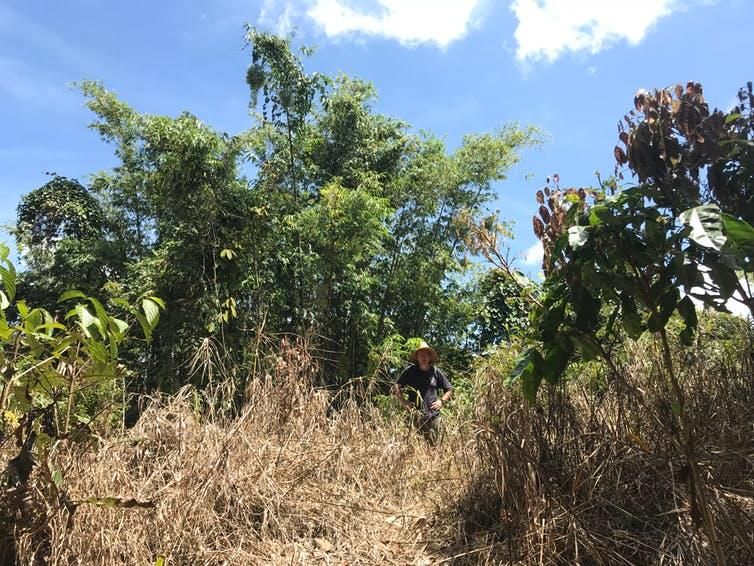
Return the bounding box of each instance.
[521,240,543,266]
[511,0,679,62]
[258,0,297,35]
[306,0,484,48]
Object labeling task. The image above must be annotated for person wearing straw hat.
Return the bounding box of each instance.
[392,340,453,444]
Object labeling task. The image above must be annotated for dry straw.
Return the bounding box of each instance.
[3,323,753,565]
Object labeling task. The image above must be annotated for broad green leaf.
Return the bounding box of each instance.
[0,265,16,301]
[110,318,129,336]
[588,206,612,226]
[58,290,87,303]
[0,290,8,310]
[134,312,153,341]
[142,299,160,328]
[574,287,601,332]
[87,297,110,332]
[621,292,644,339]
[680,205,726,250]
[676,295,698,346]
[573,334,600,361]
[709,263,738,300]
[52,470,63,488]
[507,348,544,402]
[14,300,28,319]
[648,287,679,332]
[75,305,101,338]
[542,344,571,385]
[721,213,754,254]
[86,340,110,364]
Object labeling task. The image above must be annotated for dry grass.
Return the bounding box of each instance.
[449,323,754,565]
[5,338,477,565]
[3,323,754,565]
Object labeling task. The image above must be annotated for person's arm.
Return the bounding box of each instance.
[393,372,414,411]
[430,369,453,411]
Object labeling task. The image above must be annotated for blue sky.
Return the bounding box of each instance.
[1,0,753,272]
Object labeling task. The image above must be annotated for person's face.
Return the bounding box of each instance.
[416,349,431,370]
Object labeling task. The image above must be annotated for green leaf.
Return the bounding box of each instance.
[142,299,160,328]
[58,290,87,303]
[676,295,698,346]
[621,292,644,339]
[588,206,612,226]
[574,286,601,331]
[110,318,129,337]
[648,287,679,332]
[74,305,101,338]
[721,214,754,254]
[0,265,16,301]
[568,226,589,248]
[540,300,566,341]
[52,470,63,489]
[0,290,8,310]
[542,343,571,385]
[680,205,726,250]
[507,348,543,403]
[709,262,738,300]
[134,312,153,341]
[573,334,600,361]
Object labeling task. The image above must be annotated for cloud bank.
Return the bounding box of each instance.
[511,0,678,62]
[258,0,485,48]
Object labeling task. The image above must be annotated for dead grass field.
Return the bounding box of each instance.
[3,327,754,565]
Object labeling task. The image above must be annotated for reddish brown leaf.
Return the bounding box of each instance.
[532,216,544,239]
[539,205,551,224]
[614,145,628,164]
[536,189,544,204]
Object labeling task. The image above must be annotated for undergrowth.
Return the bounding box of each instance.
[2,318,753,565]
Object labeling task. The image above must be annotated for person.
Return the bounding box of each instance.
[392,340,453,444]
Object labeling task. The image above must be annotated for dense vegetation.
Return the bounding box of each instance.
[1,31,753,565]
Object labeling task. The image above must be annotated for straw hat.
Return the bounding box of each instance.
[409,340,438,364]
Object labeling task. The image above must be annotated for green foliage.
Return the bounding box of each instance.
[0,244,161,445]
[476,268,533,346]
[12,33,539,389]
[515,83,754,402]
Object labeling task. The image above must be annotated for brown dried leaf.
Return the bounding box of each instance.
[614,145,628,165]
[536,189,544,204]
[539,205,551,224]
[533,216,545,239]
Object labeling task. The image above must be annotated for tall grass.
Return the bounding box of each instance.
[3,318,753,565]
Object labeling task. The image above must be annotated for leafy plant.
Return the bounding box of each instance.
[0,242,162,463]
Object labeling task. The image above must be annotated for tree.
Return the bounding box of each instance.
[14,176,111,308]
[510,83,754,565]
